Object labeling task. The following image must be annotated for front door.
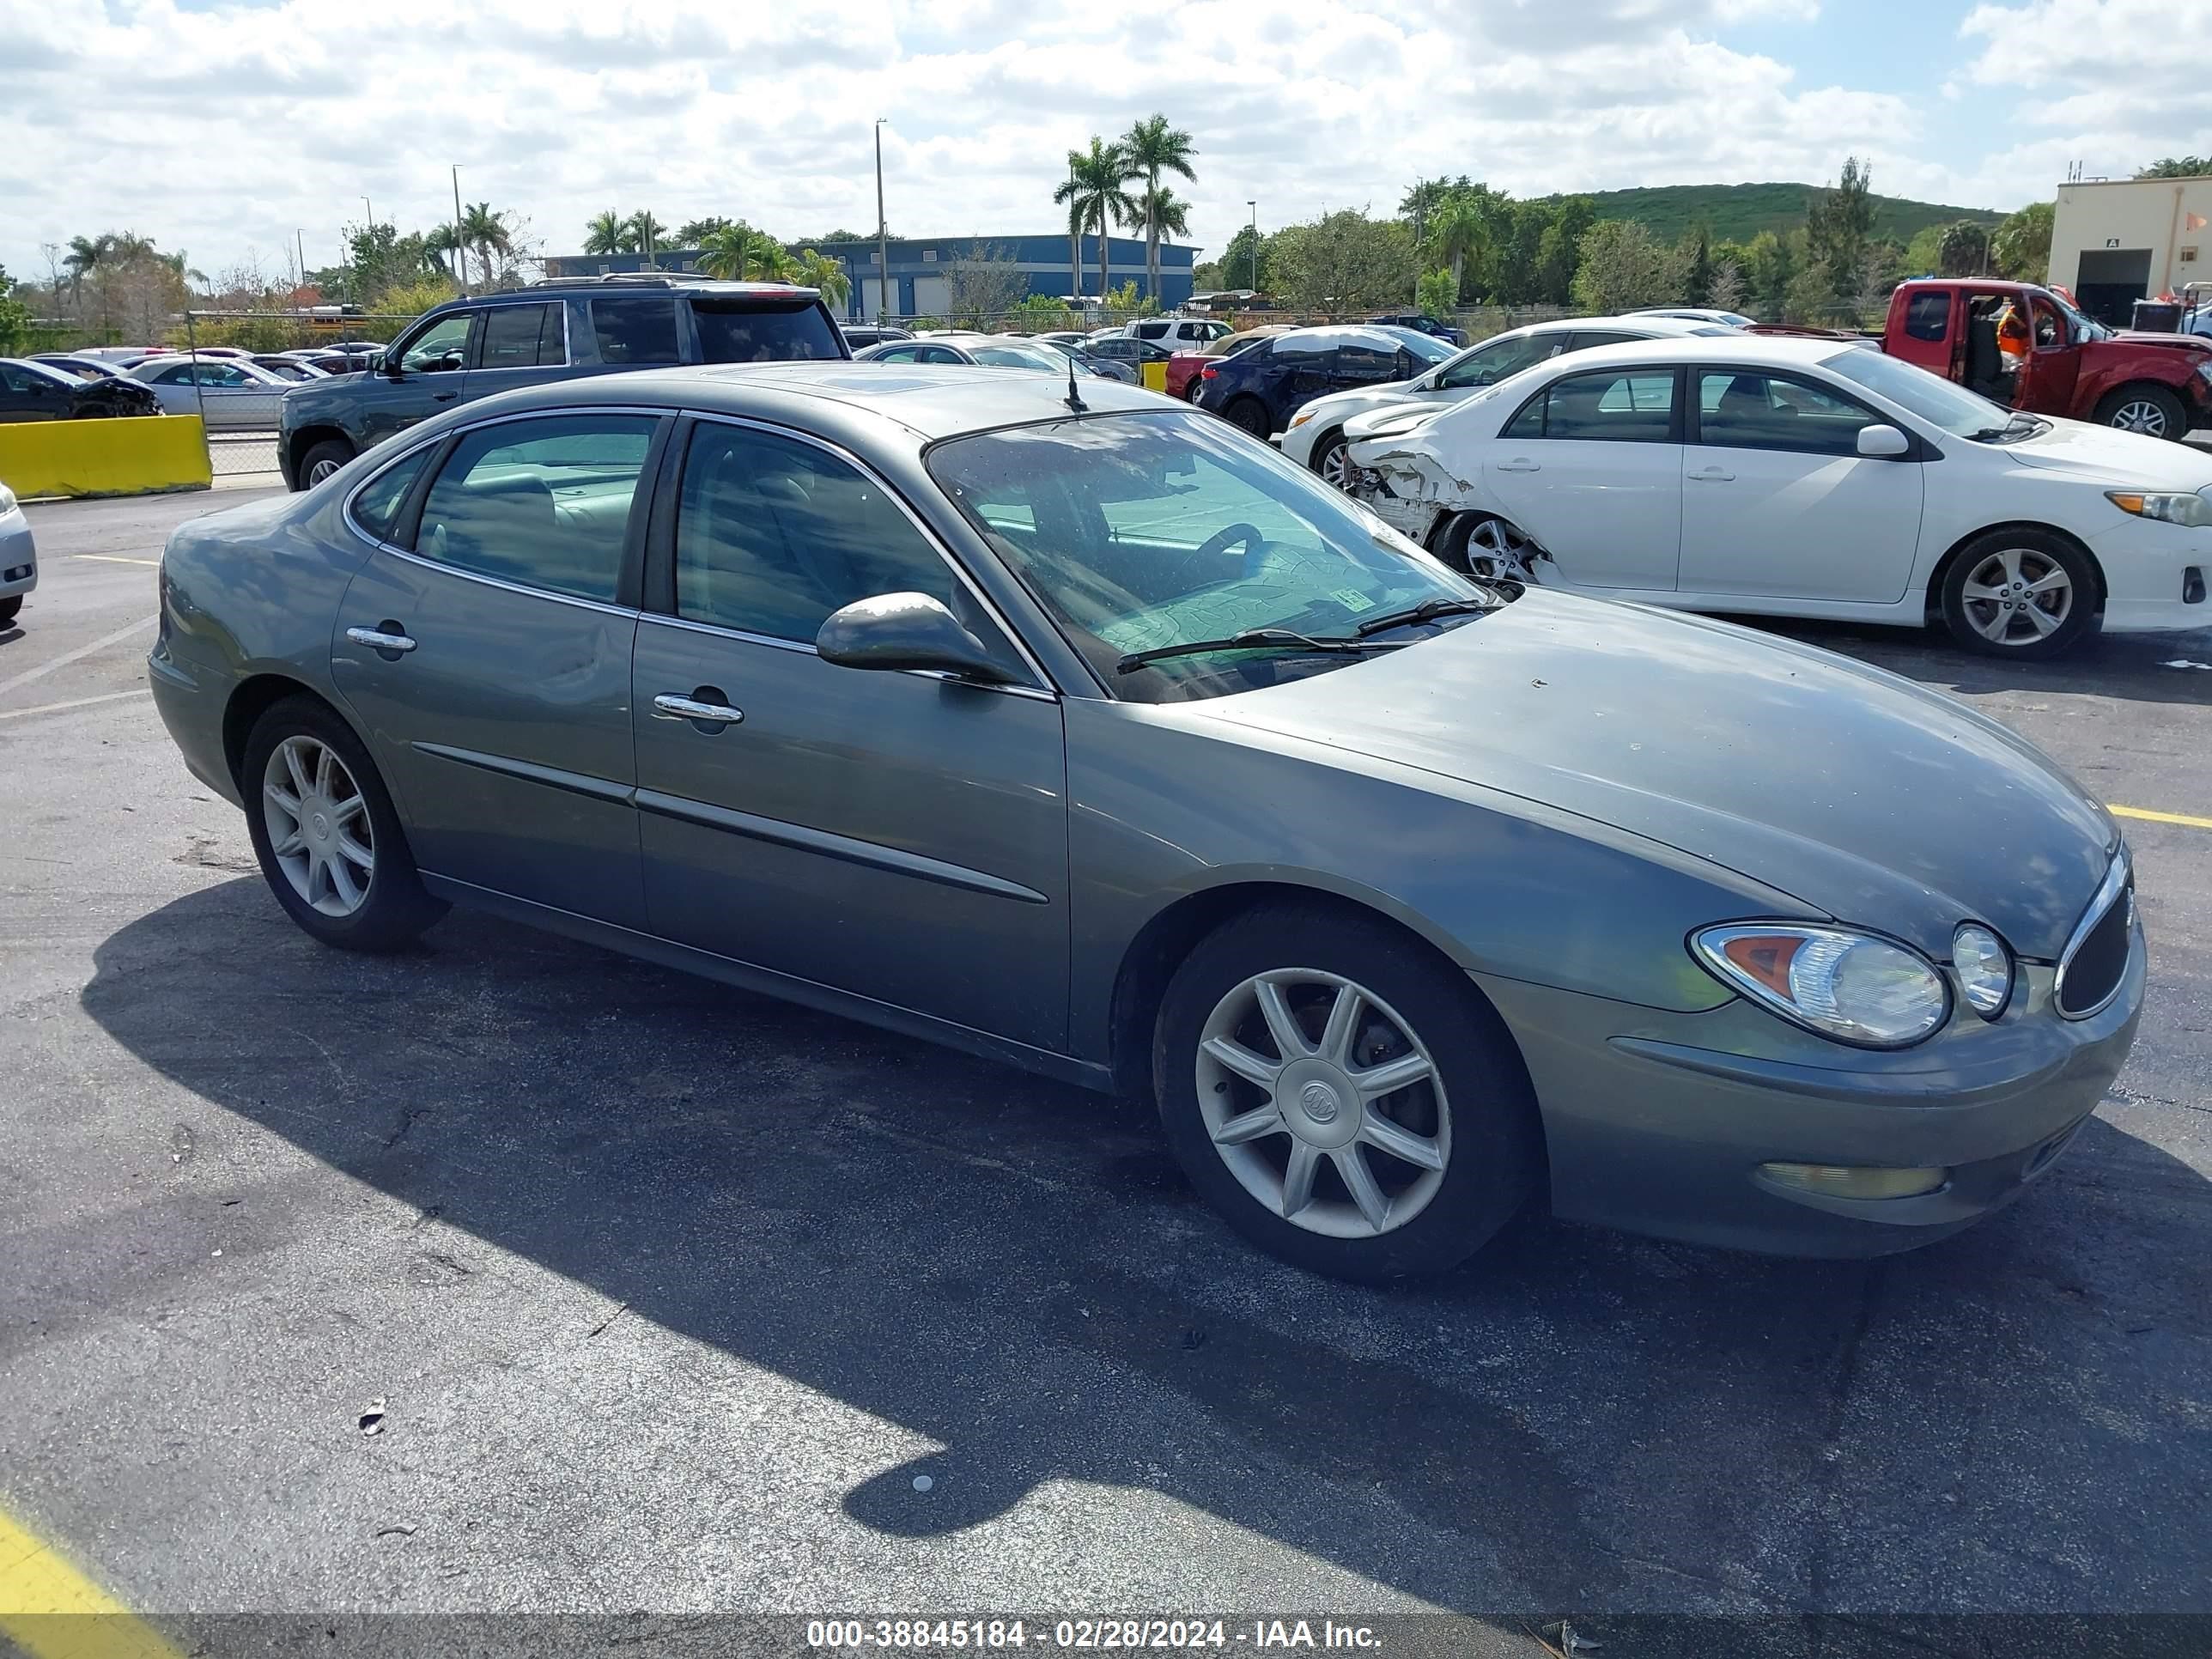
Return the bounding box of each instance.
[331,410,665,927]
[458,300,594,409]
[1481,364,1686,592]
[2017,295,2082,416]
[352,308,479,448]
[630,416,1070,1052]
[1678,368,1926,604]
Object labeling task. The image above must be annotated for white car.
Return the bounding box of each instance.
[1279,314,1737,488]
[1121,315,1234,350]
[125,355,294,429]
[0,481,36,628]
[1343,335,2212,658]
[1628,307,1759,328]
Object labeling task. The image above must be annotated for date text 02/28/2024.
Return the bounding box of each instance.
[805,1619,1383,1650]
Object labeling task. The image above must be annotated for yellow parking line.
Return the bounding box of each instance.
[0,1502,180,1658]
[2111,805,2212,831]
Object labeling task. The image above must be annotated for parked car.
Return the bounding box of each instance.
[125,355,294,428]
[1192,325,1455,438]
[283,348,376,375]
[29,353,130,380]
[252,355,331,383]
[1345,335,2212,658]
[1028,337,1140,384]
[841,325,915,349]
[1882,278,2212,440]
[1164,325,1292,403]
[1281,314,1737,486]
[1368,313,1469,346]
[854,336,1118,378]
[1631,307,1759,328]
[0,356,163,421]
[277,275,850,489]
[149,364,2142,1279]
[0,481,35,627]
[1122,316,1234,351]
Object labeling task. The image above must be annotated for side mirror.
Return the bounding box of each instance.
[816,592,1018,684]
[1856,422,1911,459]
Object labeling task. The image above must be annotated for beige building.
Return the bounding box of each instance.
[2049,175,2212,324]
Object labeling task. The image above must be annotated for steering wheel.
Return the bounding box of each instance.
[1190,522,1272,583]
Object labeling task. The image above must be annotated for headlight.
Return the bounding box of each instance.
[1286,410,1314,430]
[0,483,15,515]
[2106,489,2212,526]
[1692,924,1950,1048]
[2196,358,2212,385]
[1951,923,2014,1018]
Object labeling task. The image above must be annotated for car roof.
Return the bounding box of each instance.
[1522,335,1855,372]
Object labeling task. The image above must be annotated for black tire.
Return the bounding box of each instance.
[1310,429,1351,490]
[1182,379,1206,404]
[1224,396,1271,438]
[240,695,446,951]
[0,596,21,626]
[1437,512,1536,580]
[297,437,356,491]
[73,405,114,419]
[1937,528,2100,659]
[1152,901,1541,1282]
[2093,383,2187,441]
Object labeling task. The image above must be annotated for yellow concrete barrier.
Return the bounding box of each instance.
[0,416,211,501]
[1139,362,1168,392]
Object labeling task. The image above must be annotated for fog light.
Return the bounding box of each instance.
[1759,1162,1948,1200]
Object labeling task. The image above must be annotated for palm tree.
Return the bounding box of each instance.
[625,210,668,265]
[793,248,850,305]
[1135,185,1191,306]
[583,211,628,257]
[744,233,799,282]
[459,204,513,289]
[63,233,109,305]
[1054,137,1136,309]
[678,216,734,246]
[1425,195,1486,302]
[425,223,465,286]
[694,222,757,280]
[1120,114,1196,302]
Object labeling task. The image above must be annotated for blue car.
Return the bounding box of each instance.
[1192,325,1454,439]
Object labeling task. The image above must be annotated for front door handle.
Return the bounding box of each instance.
[345,624,416,653]
[653,690,744,728]
[430,392,459,404]
[1494,458,1540,473]
[1688,465,1735,482]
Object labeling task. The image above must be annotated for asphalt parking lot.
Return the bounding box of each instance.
[2,488,2208,1655]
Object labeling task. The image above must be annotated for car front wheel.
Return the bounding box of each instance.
[241,696,447,951]
[1311,430,1352,490]
[1152,902,1540,1281]
[1937,530,2100,659]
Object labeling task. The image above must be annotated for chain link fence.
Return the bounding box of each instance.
[178,311,415,481]
[907,304,1570,342]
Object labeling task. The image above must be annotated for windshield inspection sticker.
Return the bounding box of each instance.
[1332,587,1376,614]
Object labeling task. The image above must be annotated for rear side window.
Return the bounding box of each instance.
[590,298,682,366]
[349,446,433,541]
[1334,343,1403,380]
[693,300,843,362]
[480,303,565,369]
[1504,369,1678,441]
[412,415,659,602]
[1904,292,1949,343]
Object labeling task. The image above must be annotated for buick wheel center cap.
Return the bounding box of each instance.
[1299,1079,1343,1123]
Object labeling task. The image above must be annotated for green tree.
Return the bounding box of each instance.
[583,211,629,256]
[1121,113,1198,303]
[1804,157,1875,301]
[0,293,30,354]
[678,216,736,245]
[1707,258,1747,315]
[1570,220,1686,313]
[1936,219,1989,276]
[1744,229,1796,320]
[459,204,514,288]
[1269,210,1414,313]
[1784,256,1838,324]
[1054,137,1137,304]
[62,234,106,305]
[1425,194,1487,302]
[1902,223,1944,275]
[1533,198,1595,305]
[425,223,464,284]
[1396,175,1474,244]
[1210,223,1269,292]
[793,248,850,306]
[1683,227,1712,307]
[693,222,759,280]
[1415,268,1457,319]
[2136,157,2212,179]
[624,210,667,263]
[1990,201,2055,281]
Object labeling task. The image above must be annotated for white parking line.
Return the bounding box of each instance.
[0,688,154,723]
[68,555,162,568]
[0,616,155,698]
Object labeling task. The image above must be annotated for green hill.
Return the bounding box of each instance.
[1545,182,2005,245]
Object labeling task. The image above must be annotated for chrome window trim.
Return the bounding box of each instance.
[340,433,449,550]
[2054,848,2134,1022]
[375,544,641,618]
[672,409,1058,696]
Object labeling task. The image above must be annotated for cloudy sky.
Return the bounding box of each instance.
[3,0,2208,288]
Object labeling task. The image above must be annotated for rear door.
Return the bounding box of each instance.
[1678,368,1925,603]
[1480,365,1686,592]
[331,410,666,927]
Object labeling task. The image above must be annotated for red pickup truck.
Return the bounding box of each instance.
[1881,278,2212,441]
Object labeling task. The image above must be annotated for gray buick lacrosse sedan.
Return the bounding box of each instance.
[149,363,2143,1280]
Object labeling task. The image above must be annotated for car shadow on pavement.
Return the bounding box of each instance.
[1745,616,2212,708]
[77,880,2212,1618]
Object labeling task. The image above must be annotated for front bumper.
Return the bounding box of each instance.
[1475,912,2145,1257]
[0,507,37,599]
[2086,515,2212,632]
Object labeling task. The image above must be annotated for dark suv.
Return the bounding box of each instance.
[278,276,849,489]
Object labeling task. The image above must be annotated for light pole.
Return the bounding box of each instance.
[1247,200,1258,294]
[451,165,467,295]
[295,229,307,297]
[1070,159,1081,308]
[874,119,891,325]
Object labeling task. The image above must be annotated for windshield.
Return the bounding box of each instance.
[1821,347,2018,440]
[2049,291,2110,343]
[927,410,1491,704]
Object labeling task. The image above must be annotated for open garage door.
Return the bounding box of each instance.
[2075,247,2153,327]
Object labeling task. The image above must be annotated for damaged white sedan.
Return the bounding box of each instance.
[1342,336,2212,659]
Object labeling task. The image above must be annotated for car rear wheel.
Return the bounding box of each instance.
[1224,396,1271,438]
[2094,384,2186,441]
[1938,529,2100,659]
[241,696,446,951]
[299,438,356,489]
[1152,902,1540,1281]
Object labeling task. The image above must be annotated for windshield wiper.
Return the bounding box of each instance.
[1352,595,1494,636]
[1115,628,1408,674]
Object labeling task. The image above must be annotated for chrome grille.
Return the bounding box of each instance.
[2055,856,2134,1020]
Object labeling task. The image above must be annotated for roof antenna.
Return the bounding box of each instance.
[1064,349,1087,413]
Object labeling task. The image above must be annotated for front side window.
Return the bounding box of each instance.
[590,297,681,365]
[398,312,474,374]
[480,303,564,369]
[1824,346,2014,439]
[1904,292,1949,343]
[673,422,1018,665]
[1503,368,1677,441]
[1696,370,1881,456]
[927,410,1491,704]
[412,415,658,602]
[348,445,434,540]
[1437,331,1560,390]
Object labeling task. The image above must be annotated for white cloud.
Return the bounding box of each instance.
[0,0,1983,286]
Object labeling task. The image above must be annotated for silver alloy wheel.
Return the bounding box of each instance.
[1467,516,1536,581]
[1960,545,2073,647]
[262,734,374,916]
[306,456,344,485]
[1317,435,1352,490]
[2108,398,2169,436]
[1194,969,1451,1240]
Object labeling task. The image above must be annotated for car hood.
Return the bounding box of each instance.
[2000,416,2212,488]
[1297,381,1421,426]
[1190,589,2115,960]
[1343,400,1453,446]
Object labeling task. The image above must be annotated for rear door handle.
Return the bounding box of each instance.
[1494,458,1540,473]
[653,691,744,727]
[345,624,416,653]
[1688,466,1735,482]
